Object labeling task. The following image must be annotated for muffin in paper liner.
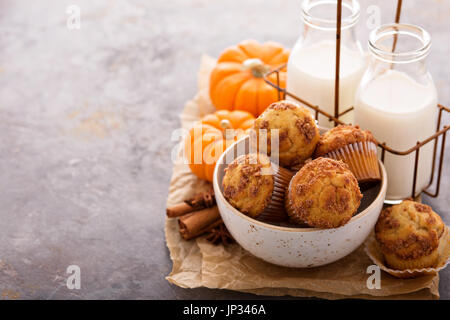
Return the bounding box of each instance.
[325,141,380,184]
[258,164,295,222]
[365,227,450,279]
[314,125,381,184]
[222,153,294,223]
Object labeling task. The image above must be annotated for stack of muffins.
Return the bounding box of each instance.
[221,100,448,273]
[222,100,378,228]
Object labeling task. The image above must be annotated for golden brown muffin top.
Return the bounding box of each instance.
[375,200,445,260]
[286,157,362,228]
[222,153,274,218]
[253,100,319,168]
[315,125,376,157]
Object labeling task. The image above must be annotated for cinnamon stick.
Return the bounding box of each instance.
[178,206,222,240]
[166,202,196,218]
[166,189,215,218]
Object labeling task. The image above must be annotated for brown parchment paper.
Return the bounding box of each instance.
[165,55,440,300]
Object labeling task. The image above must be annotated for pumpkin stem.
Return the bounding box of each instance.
[220,119,231,129]
[220,119,234,140]
[242,58,270,78]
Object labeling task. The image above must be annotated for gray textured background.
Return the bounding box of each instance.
[0,0,448,299]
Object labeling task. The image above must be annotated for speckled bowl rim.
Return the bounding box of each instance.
[213,136,387,233]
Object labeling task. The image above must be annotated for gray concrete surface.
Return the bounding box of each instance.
[0,0,448,299]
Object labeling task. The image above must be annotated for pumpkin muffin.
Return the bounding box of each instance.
[285,157,362,228]
[314,125,380,183]
[375,200,446,270]
[222,153,292,221]
[252,100,320,168]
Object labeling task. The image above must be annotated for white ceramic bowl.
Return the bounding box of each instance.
[213,136,387,268]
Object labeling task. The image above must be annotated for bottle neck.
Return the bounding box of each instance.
[300,0,361,51]
[368,23,432,83]
[301,0,360,31]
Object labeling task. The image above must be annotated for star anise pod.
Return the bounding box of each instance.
[206,223,234,246]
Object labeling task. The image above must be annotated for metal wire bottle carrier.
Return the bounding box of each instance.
[263,0,449,200]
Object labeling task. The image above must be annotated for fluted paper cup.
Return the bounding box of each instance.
[258,165,295,222]
[325,141,381,184]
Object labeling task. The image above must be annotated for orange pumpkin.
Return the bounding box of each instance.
[184,110,255,182]
[209,39,289,117]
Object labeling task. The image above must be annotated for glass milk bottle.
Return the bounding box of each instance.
[287,0,366,128]
[354,24,438,202]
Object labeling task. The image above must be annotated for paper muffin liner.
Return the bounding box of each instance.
[365,227,450,279]
[325,140,381,184]
[258,165,295,222]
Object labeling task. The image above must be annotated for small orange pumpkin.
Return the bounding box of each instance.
[184,110,255,182]
[209,39,289,117]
